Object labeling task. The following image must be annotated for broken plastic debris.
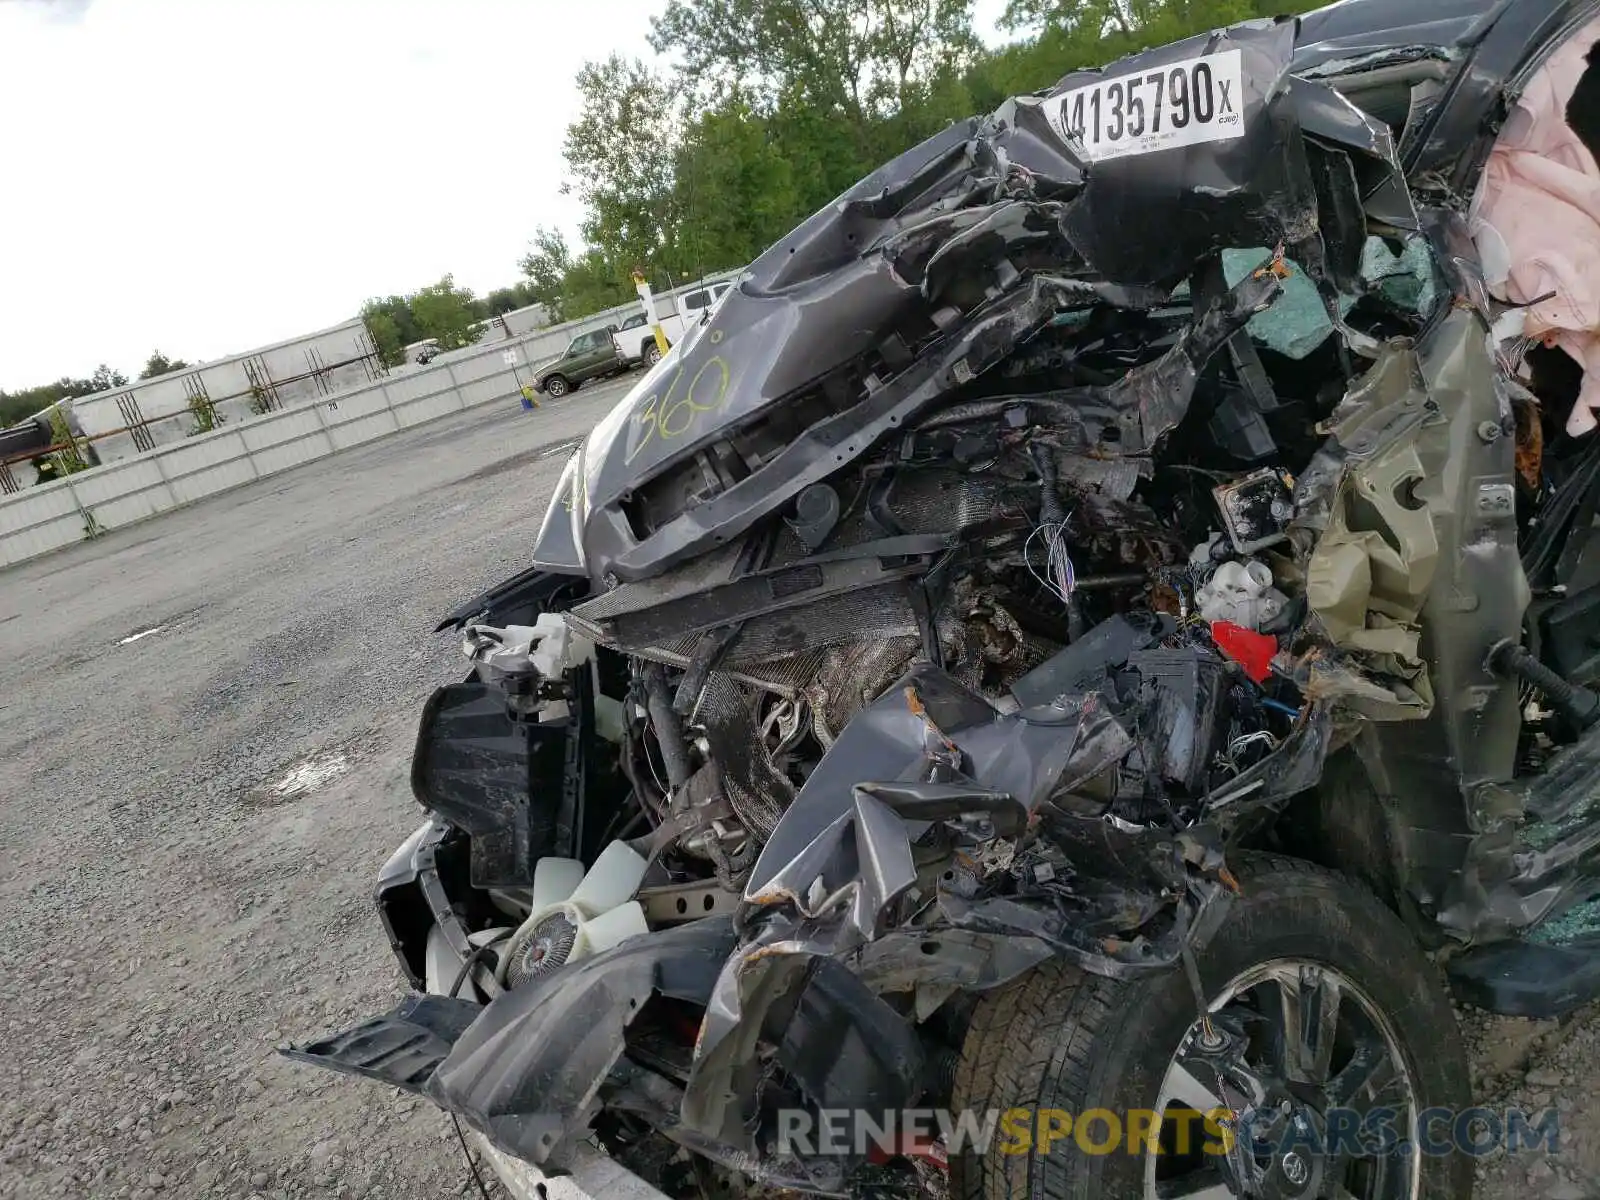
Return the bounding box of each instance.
[1214,467,1295,554]
[270,752,350,799]
[1196,561,1287,629]
[117,625,168,646]
[1211,621,1277,683]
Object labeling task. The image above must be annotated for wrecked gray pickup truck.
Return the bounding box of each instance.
[290,2,1600,1196]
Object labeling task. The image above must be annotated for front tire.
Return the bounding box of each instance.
[543,374,570,398]
[951,854,1472,1199]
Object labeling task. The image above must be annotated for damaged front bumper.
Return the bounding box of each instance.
[293,655,1332,1186]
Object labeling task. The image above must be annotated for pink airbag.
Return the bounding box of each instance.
[1473,17,1600,435]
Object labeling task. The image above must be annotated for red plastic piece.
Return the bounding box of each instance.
[1211,621,1276,683]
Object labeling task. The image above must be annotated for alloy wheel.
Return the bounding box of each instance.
[1145,960,1420,1200]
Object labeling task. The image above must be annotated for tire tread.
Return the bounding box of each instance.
[949,854,1472,1200]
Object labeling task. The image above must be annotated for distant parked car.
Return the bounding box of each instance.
[613,312,682,369]
[530,327,627,398]
[404,339,441,365]
[675,279,733,326]
[613,313,655,367]
[613,282,739,368]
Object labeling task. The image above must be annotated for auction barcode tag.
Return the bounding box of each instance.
[1046,48,1246,161]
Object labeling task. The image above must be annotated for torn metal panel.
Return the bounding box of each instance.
[1291,0,1500,78]
[424,917,737,1166]
[774,958,926,1115]
[1010,612,1170,707]
[1303,304,1526,737]
[680,920,837,1151]
[1399,0,1600,190]
[744,786,917,951]
[1290,76,1420,233]
[744,664,1135,898]
[1107,264,1284,451]
[627,953,927,1176]
[529,450,587,575]
[1047,22,1320,286]
[1330,306,1529,937]
[586,273,1157,583]
[856,928,1054,998]
[1204,703,1335,824]
[1404,306,1528,780]
[934,817,1213,978]
[1305,441,1437,639]
[1290,338,1433,547]
[282,993,483,1095]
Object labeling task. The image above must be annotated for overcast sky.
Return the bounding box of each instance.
[0,0,1010,391]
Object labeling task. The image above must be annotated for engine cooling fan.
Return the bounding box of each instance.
[504,911,579,987]
[497,841,649,988]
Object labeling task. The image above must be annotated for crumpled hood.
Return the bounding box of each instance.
[543,18,1411,586]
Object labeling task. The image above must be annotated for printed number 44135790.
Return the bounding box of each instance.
[1052,48,1245,162]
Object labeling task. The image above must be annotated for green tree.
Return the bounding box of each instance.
[138,350,189,380]
[360,294,425,367]
[563,56,682,275]
[519,228,633,324]
[644,0,983,264]
[562,249,635,317]
[81,364,128,393]
[519,227,577,321]
[46,404,92,473]
[993,0,1322,86]
[522,2,988,324]
[673,94,803,273]
[651,0,978,119]
[409,275,483,351]
[0,365,128,428]
[483,282,540,316]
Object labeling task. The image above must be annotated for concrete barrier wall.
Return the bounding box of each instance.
[68,318,378,463]
[0,325,568,569]
[54,274,739,469]
[1,269,744,567]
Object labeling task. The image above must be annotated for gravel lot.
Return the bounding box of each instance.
[1,374,1598,1200]
[0,380,628,1200]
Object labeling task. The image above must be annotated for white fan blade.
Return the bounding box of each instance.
[568,841,648,914]
[531,857,586,908]
[575,901,648,957]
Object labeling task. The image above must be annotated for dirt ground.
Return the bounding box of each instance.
[1,378,1597,1200]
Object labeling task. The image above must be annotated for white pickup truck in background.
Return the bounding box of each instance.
[612,280,735,366]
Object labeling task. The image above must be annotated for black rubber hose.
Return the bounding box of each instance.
[644,662,693,788]
[1487,639,1600,729]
